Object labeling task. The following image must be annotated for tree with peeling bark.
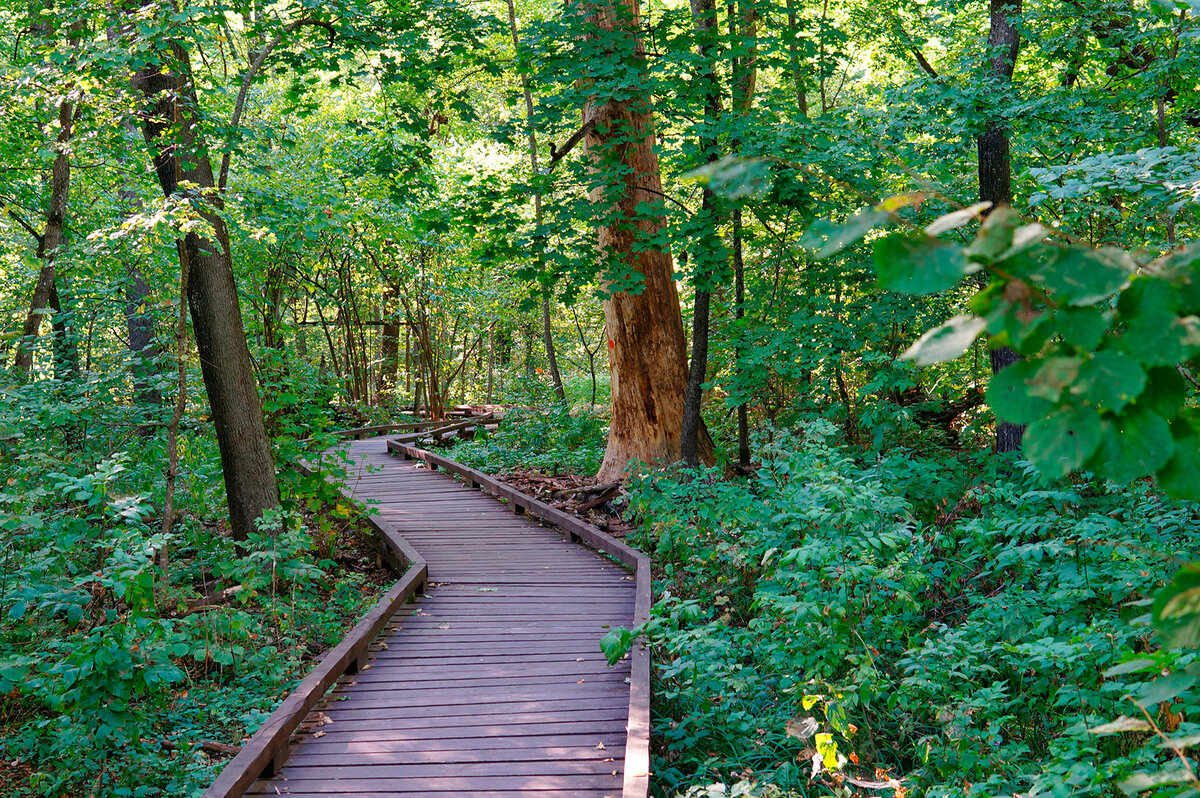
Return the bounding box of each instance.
[571,0,692,482]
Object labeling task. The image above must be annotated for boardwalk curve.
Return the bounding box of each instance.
[206,432,649,798]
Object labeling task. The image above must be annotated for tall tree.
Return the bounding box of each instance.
[575,0,691,481]
[505,0,566,402]
[12,100,74,379]
[979,0,1024,453]
[133,39,280,539]
[680,0,724,466]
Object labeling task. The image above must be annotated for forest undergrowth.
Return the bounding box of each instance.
[0,378,391,797]
[455,410,1200,798]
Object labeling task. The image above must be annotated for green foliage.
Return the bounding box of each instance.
[449,404,607,476]
[805,200,1200,505]
[616,427,1200,797]
[0,378,380,796]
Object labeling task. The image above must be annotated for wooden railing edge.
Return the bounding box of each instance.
[201,456,429,798]
[386,440,653,798]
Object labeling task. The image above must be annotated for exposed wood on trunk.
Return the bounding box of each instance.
[576,0,691,481]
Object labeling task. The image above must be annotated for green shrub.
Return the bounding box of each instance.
[621,424,1200,797]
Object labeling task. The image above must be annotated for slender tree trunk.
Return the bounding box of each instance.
[486,323,495,404]
[786,0,808,116]
[681,0,723,467]
[729,2,757,469]
[506,0,566,402]
[578,0,691,480]
[732,208,750,468]
[978,0,1024,454]
[380,284,400,402]
[134,41,279,540]
[13,100,74,379]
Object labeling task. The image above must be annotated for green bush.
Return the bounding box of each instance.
[450,403,607,475]
[621,424,1200,797]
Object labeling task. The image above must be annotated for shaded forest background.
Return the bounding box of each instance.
[1,0,1200,795]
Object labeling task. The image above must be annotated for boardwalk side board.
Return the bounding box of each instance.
[202,458,428,798]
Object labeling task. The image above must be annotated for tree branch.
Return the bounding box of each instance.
[5,207,44,246]
[911,46,939,79]
[219,18,337,190]
[546,118,595,172]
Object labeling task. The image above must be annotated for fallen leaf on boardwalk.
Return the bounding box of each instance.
[575,657,585,662]
[603,757,615,763]
[596,742,606,749]
[578,679,585,683]
[312,731,325,739]
[477,587,496,592]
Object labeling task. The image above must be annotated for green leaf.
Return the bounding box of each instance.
[964,206,1019,262]
[1155,563,1200,647]
[1158,432,1200,501]
[901,315,987,366]
[801,208,889,259]
[1102,659,1157,678]
[1119,762,1196,796]
[1089,407,1175,483]
[1139,367,1188,419]
[1086,716,1152,735]
[874,232,974,294]
[1028,356,1082,402]
[924,202,991,236]
[1025,405,1104,480]
[986,360,1053,425]
[1135,672,1198,709]
[1072,351,1146,412]
[599,627,634,666]
[1056,307,1108,351]
[1120,279,1200,366]
[685,156,773,201]
[1038,247,1135,306]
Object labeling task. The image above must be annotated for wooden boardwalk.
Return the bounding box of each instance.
[241,436,645,798]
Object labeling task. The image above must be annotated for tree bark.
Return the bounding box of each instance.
[134,41,279,540]
[978,0,1025,454]
[785,0,808,116]
[13,100,74,378]
[578,0,691,481]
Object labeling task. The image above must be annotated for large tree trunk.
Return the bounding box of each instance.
[134,41,279,540]
[578,0,690,481]
[13,100,74,379]
[978,0,1024,453]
